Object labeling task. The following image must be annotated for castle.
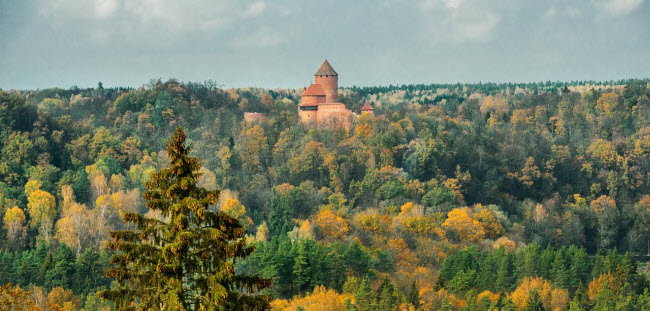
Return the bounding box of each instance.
[299,60,372,127]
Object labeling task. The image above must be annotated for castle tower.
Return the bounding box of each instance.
[314,60,338,103]
[361,102,374,116]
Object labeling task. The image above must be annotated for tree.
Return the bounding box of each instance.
[293,242,311,295]
[25,181,56,242]
[268,189,292,237]
[442,208,485,243]
[0,283,40,311]
[3,206,26,249]
[99,127,270,310]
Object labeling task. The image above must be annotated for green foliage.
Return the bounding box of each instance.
[99,127,270,310]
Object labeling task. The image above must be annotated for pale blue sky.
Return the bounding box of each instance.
[1,0,649,89]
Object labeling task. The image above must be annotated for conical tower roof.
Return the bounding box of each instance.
[315,60,338,76]
[361,102,374,110]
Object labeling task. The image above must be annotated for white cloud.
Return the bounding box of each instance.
[417,0,506,43]
[94,0,120,19]
[230,27,284,49]
[36,0,278,43]
[593,0,644,15]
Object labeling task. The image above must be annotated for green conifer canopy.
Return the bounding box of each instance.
[100,127,271,310]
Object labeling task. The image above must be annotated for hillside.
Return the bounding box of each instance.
[0,78,649,310]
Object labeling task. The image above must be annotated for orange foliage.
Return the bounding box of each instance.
[588,272,623,301]
[0,284,41,311]
[590,195,616,215]
[46,287,81,311]
[315,209,349,240]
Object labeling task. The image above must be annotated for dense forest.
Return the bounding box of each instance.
[0,78,649,310]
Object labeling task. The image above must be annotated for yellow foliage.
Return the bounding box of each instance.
[442,208,485,243]
[3,206,27,244]
[634,134,650,156]
[271,286,351,311]
[24,180,43,197]
[26,189,56,228]
[401,216,443,237]
[222,198,253,229]
[3,206,26,226]
[289,219,316,241]
[255,222,269,242]
[595,92,621,115]
[509,277,569,311]
[477,290,499,304]
[474,208,505,239]
[587,139,623,168]
[315,209,349,240]
[355,211,390,233]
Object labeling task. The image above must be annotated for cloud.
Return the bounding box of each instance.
[593,0,644,15]
[36,0,276,43]
[230,27,284,49]
[416,0,506,43]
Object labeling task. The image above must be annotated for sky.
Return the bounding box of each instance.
[1,0,649,90]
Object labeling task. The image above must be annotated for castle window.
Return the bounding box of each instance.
[300,106,318,111]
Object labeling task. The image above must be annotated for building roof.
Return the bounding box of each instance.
[314,60,338,76]
[301,84,326,96]
[361,102,374,110]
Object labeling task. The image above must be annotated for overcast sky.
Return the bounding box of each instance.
[1,0,649,90]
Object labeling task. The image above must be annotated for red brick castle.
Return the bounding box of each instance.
[298,60,358,127]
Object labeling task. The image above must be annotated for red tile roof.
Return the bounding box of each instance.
[301,84,326,96]
[315,60,338,76]
[361,102,374,110]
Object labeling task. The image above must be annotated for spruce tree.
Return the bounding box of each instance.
[292,242,311,295]
[268,189,292,237]
[551,250,569,289]
[100,127,270,310]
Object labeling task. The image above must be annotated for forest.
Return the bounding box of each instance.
[0,78,649,310]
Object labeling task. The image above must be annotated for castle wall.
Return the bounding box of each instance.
[299,109,318,124]
[316,103,351,128]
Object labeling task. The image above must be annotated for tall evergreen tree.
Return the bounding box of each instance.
[268,190,292,237]
[292,242,311,295]
[100,127,270,310]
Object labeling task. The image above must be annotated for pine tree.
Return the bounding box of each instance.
[293,242,311,295]
[354,277,375,311]
[551,249,569,289]
[343,241,370,277]
[45,243,76,290]
[377,279,397,311]
[496,252,513,291]
[271,236,295,298]
[268,189,292,237]
[75,247,105,294]
[99,127,271,310]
